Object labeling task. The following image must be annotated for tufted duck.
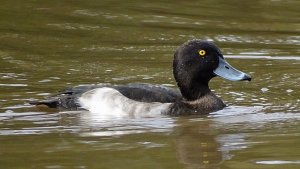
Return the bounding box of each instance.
[32,40,251,116]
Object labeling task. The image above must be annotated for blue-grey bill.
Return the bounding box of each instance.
[213,57,251,81]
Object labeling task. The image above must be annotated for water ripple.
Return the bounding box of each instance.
[0,83,28,87]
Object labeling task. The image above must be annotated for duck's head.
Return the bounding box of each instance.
[173,39,251,101]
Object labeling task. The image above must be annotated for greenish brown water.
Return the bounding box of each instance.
[0,0,299,168]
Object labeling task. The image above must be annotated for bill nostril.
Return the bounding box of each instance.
[225,66,230,69]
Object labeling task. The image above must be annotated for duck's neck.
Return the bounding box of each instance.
[177,81,211,101]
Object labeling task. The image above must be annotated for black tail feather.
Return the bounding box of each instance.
[29,99,59,108]
[29,95,80,110]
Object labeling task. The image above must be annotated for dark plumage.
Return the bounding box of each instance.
[31,39,251,115]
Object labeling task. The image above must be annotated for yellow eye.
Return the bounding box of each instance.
[199,50,206,56]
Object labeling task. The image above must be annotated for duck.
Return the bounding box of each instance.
[32,39,251,116]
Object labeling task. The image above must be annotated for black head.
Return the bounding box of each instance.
[173,39,251,101]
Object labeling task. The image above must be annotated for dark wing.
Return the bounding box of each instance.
[30,83,181,110]
[115,83,181,103]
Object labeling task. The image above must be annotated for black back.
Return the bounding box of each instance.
[31,83,181,110]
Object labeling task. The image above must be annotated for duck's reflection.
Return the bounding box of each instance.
[63,110,251,168]
[173,106,266,168]
[174,117,223,169]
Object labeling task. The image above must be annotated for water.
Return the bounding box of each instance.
[0,0,299,168]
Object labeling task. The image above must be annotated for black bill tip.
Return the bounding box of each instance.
[243,73,252,81]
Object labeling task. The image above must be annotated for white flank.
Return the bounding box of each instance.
[78,87,171,118]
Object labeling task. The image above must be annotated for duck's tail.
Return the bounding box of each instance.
[29,99,60,108]
[29,96,80,110]
[29,88,81,110]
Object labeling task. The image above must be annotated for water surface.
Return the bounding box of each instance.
[0,0,299,168]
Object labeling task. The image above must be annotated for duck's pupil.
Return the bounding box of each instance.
[199,50,206,56]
